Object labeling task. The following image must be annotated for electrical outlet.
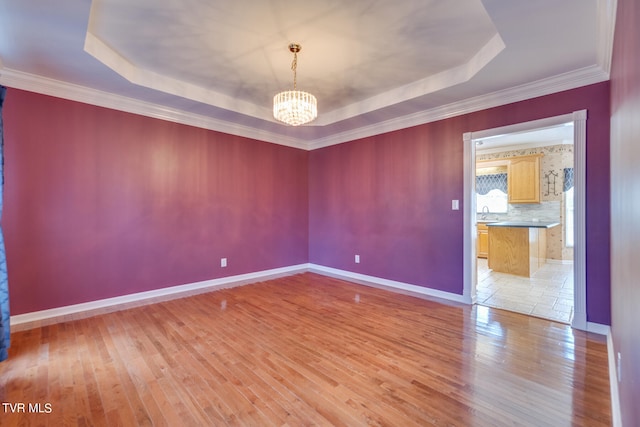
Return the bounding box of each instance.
[452,199,460,210]
[355,254,360,263]
[221,258,227,268]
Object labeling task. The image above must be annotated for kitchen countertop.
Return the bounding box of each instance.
[486,221,560,229]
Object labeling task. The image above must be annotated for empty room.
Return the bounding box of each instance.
[0,0,638,426]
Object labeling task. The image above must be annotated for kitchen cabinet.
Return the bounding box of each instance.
[507,154,542,203]
[477,223,489,258]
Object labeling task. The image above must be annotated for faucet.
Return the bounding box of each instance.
[481,205,490,220]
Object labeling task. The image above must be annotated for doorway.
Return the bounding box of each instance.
[474,124,574,323]
[462,111,588,330]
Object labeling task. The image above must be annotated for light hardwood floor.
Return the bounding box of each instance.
[0,273,611,426]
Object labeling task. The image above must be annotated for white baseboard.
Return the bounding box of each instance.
[10,263,468,329]
[586,322,610,336]
[546,259,574,265]
[584,323,620,427]
[606,329,622,427]
[10,264,309,329]
[308,263,471,304]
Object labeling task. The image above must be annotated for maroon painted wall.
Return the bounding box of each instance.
[3,82,611,328]
[310,123,464,291]
[3,89,309,315]
[310,82,611,325]
[610,0,640,423]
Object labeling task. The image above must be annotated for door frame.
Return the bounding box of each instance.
[462,110,587,330]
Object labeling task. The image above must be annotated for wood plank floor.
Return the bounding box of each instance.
[0,273,611,426]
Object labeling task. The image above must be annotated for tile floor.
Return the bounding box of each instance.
[476,258,574,324]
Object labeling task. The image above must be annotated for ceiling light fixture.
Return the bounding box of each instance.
[273,43,317,126]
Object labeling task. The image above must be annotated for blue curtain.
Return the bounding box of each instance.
[476,173,508,195]
[0,85,9,362]
[563,167,574,192]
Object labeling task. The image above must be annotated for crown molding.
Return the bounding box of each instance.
[0,1,617,151]
[596,0,618,77]
[306,65,609,150]
[1,63,608,152]
[84,31,273,122]
[0,67,306,150]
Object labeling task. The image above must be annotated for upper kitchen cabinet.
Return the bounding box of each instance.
[507,154,542,203]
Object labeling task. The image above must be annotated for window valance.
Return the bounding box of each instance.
[476,173,507,195]
[563,168,574,192]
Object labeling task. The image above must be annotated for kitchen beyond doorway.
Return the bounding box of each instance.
[473,122,575,324]
[464,110,587,329]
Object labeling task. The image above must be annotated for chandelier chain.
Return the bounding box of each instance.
[291,52,298,90]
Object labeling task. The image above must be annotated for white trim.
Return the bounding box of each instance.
[84,31,273,122]
[606,327,623,427]
[596,0,618,77]
[470,113,575,140]
[1,65,608,151]
[545,259,574,265]
[586,322,610,336]
[10,264,309,328]
[309,264,471,304]
[463,132,477,304]
[572,110,588,330]
[0,68,305,150]
[11,263,470,330]
[307,66,607,150]
[463,110,588,331]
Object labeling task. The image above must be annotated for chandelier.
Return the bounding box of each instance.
[273,43,317,126]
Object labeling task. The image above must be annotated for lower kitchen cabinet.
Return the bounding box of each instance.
[477,223,489,258]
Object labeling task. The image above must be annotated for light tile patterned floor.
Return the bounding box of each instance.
[476,258,574,324]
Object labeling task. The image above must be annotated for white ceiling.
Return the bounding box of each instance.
[0,0,616,150]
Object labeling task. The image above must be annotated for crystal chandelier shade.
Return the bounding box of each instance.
[273,90,317,126]
[273,43,317,126]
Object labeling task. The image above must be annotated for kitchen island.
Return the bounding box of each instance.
[486,221,560,277]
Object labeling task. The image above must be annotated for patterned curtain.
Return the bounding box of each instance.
[0,86,9,362]
[563,167,574,192]
[476,173,508,195]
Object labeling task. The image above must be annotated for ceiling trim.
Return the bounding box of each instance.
[1,63,608,152]
[0,0,617,152]
[84,32,273,122]
[84,0,504,127]
[83,29,505,128]
[0,67,304,150]
[307,65,609,150]
[596,0,618,77]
